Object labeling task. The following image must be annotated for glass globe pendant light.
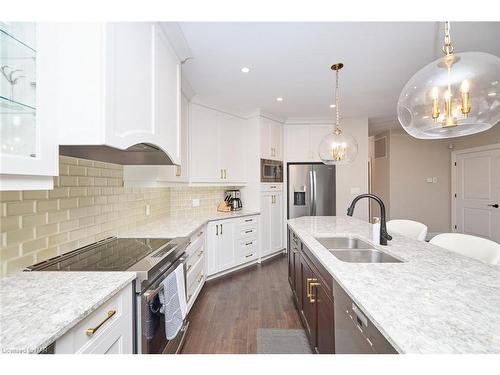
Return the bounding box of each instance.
[319,63,358,165]
[398,21,500,139]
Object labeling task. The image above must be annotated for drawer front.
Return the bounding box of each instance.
[238,225,257,239]
[261,183,283,192]
[238,215,258,227]
[186,263,205,305]
[186,227,205,258]
[55,283,133,354]
[185,240,205,275]
[237,238,258,263]
[186,255,204,291]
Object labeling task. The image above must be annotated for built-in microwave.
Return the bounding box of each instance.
[261,158,283,183]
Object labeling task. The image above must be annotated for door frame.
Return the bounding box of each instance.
[450,143,500,233]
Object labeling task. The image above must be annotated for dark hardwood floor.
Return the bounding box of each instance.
[181,253,303,354]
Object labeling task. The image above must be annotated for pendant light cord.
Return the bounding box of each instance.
[335,68,340,131]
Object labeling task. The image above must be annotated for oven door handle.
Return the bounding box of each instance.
[142,257,186,303]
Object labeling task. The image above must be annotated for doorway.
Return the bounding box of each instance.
[451,144,500,243]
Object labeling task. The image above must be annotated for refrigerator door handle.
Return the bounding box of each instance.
[309,170,314,216]
[312,170,317,216]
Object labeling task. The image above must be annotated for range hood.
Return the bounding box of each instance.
[59,143,175,165]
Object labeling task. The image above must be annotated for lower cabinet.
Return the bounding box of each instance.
[207,215,259,277]
[260,185,284,257]
[55,283,133,354]
[288,228,334,354]
[185,226,206,313]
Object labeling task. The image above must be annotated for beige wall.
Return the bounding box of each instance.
[0,156,228,277]
[451,125,500,150]
[389,130,451,233]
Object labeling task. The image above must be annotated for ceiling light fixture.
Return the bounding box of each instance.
[241,67,250,73]
[318,63,358,165]
[398,21,500,139]
[276,97,283,102]
[329,104,336,108]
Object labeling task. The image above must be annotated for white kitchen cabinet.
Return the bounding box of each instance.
[284,125,331,162]
[207,220,235,275]
[45,22,181,164]
[185,226,206,312]
[260,188,284,257]
[0,23,58,190]
[260,117,283,160]
[55,283,133,354]
[189,104,247,184]
[207,215,259,277]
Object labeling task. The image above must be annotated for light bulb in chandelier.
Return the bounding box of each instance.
[398,21,500,139]
[319,63,358,165]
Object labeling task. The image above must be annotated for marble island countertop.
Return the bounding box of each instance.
[0,271,136,354]
[118,210,260,239]
[287,215,500,354]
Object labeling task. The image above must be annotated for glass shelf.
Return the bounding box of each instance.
[0,95,35,115]
[0,28,36,60]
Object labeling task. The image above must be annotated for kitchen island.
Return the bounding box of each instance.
[287,215,500,354]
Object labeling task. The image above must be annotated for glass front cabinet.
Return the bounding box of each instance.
[0,22,57,190]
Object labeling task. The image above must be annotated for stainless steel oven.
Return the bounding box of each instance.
[261,158,283,182]
[139,255,189,354]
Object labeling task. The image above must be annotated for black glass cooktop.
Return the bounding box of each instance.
[28,238,173,272]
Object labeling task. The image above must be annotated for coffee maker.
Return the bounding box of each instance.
[225,190,243,211]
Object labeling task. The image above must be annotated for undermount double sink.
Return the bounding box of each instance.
[315,237,403,263]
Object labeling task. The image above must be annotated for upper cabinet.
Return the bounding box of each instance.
[45,22,181,164]
[260,117,283,161]
[0,23,58,190]
[189,104,247,184]
[285,124,332,162]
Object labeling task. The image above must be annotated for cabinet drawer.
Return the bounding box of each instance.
[185,241,205,274]
[186,262,205,305]
[186,227,205,258]
[55,283,133,354]
[237,239,258,263]
[238,215,258,227]
[238,226,257,239]
[261,183,283,192]
[186,255,204,290]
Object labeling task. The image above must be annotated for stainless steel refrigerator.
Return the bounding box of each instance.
[287,163,336,219]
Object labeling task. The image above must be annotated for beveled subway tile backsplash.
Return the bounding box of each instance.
[0,156,230,277]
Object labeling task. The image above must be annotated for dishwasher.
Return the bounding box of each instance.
[333,280,398,354]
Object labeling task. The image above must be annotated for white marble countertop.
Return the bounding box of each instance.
[118,210,260,239]
[0,271,135,354]
[287,215,500,354]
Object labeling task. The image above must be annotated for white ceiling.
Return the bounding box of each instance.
[178,22,500,129]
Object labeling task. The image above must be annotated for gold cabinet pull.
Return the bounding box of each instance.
[197,250,204,257]
[220,169,223,179]
[186,264,192,272]
[86,310,116,336]
[197,274,204,283]
[306,278,320,303]
[245,241,253,246]
[223,169,227,179]
[245,229,253,234]
[187,294,192,302]
[245,253,254,258]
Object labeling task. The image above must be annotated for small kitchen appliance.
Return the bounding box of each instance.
[225,189,243,211]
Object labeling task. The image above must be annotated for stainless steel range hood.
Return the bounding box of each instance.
[59,143,175,165]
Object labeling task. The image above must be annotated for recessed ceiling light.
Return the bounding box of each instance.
[329,104,336,108]
[276,97,283,102]
[241,67,250,73]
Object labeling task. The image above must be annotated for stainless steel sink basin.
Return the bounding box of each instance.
[315,236,403,263]
[315,237,373,250]
[329,249,402,263]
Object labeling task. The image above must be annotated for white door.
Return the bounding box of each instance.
[216,221,235,272]
[455,148,500,243]
[155,25,181,164]
[270,192,284,252]
[219,113,247,183]
[105,22,156,149]
[260,193,272,256]
[189,104,221,182]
